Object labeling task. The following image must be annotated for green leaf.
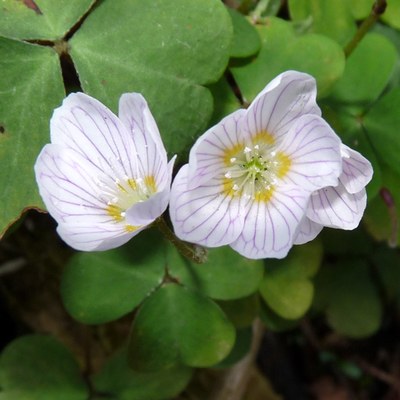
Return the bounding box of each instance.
[259,299,299,332]
[288,0,356,45]
[320,228,374,257]
[128,284,235,371]
[69,0,233,156]
[0,38,64,238]
[320,103,381,200]
[314,261,382,338]
[214,327,252,368]
[350,0,373,19]
[61,230,166,324]
[259,240,323,319]
[208,76,241,125]
[168,246,264,300]
[0,335,87,400]
[329,34,397,104]
[363,89,400,177]
[231,18,345,102]
[373,247,400,301]
[92,348,192,400]
[227,7,261,58]
[218,294,260,329]
[381,0,400,30]
[364,165,400,247]
[0,0,94,40]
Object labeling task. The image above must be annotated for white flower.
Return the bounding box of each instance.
[295,144,373,244]
[169,71,343,259]
[34,92,174,251]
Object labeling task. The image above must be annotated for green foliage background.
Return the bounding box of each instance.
[1,0,400,398]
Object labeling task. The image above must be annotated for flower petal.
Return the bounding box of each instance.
[126,157,176,226]
[187,109,246,189]
[230,187,309,259]
[307,184,367,229]
[50,92,139,180]
[279,114,342,191]
[241,71,321,143]
[293,217,323,245]
[339,145,373,194]
[118,93,168,184]
[57,222,143,252]
[169,165,246,247]
[35,144,139,251]
[35,144,108,224]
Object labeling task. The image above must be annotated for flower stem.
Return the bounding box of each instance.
[156,217,208,264]
[344,0,387,58]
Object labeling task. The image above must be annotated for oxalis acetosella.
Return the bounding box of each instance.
[34,70,372,260]
[169,71,373,259]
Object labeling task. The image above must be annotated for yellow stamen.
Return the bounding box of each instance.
[125,224,139,232]
[252,131,275,146]
[222,177,240,197]
[106,204,124,222]
[223,143,245,165]
[276,152,291,178]
[128,178,137,190]
[144,175,157,192]
[255,187,275,203]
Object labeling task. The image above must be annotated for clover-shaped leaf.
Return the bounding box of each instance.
[259,241,323,320]
[232,17,345,102]
[61,230,166,324]
[69,0,233,155]
[0,0,94,40]
[314,261,382,338]
[0,38,64,238]
[128,284,235,371]
[168,246,264,301]
[0,335,87,400]
[92,348,192,400]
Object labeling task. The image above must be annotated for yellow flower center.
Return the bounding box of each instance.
[222,134,291,203]
[103,174,157,231]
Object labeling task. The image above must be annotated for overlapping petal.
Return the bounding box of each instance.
[118,93,168,184]
[50,93,139,180]
[230,187,309,259]
[187,109,246,189]
[278,114,342,191]
[294,217,323,245]
[307,185,367,230]
[241,71,321,144]
[35,144,109,225]
[126,158,176,227]
[170,165,247,247]
[339,145,373,194]
[300,145,373,235]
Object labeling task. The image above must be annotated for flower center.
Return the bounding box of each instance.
[95,159,157,230]
[223,142,290,202]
